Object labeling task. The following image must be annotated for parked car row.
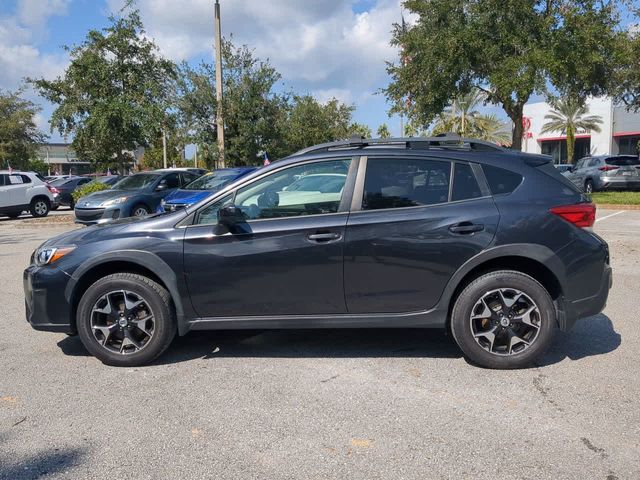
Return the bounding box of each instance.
[557,155,640,193]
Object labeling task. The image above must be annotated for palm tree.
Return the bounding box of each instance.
[540,97,603,164]
[432,90,510,144]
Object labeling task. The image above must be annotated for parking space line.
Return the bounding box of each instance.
[596,210,625,223]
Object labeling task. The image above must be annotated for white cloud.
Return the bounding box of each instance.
[17,0,71,28]
[106,0,403,108]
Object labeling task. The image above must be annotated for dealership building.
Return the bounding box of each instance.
[522,97,640,163]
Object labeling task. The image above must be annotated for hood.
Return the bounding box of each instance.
[77,189,137,208]
[164,189,213,205]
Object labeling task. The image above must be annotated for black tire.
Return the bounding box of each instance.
[76,273,176,367]
[131,204,150,217]
[450,270,556,369]
[584,179,594,194]
[30,197,50,218]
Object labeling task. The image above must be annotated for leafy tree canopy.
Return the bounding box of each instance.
[385,0,629,150]
[30,10,176,168]
[0,89,46,170]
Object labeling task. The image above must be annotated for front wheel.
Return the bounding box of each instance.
[450,270,556,369]
[131,204,150,217]
[76,273,176,366]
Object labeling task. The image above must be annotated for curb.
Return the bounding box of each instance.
[595,204,640,210]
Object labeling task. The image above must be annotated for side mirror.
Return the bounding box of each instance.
[217,204,246,229]
[156,180,168,192]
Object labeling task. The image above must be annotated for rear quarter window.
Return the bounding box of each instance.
[482,165,523,195]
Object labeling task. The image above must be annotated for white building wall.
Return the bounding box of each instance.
[522,97,614,157]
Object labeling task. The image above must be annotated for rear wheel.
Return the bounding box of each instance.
[76,273,176,366]
[450,270,556,369]
[30,198,50,218]
[584,179,594,194]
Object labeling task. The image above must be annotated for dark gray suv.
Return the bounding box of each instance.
[564,154,640,193]
[24,136,611,369]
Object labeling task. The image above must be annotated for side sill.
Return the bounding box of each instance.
[186,309,447,332]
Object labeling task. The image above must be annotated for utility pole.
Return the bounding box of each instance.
[194,144,198,168]
[214,0,226,168]
[162,129,168,169]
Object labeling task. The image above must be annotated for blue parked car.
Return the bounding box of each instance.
[157,167,257,213]
[75,169,201,224]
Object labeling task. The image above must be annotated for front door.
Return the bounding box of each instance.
[344,157,499,313]
[183,158,355,318]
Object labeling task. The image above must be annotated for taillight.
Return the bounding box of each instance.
[550,203,596,228]
[47,185,60,194]
[598,165,619,172]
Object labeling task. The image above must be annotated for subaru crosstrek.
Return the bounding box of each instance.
[24,135,612,369]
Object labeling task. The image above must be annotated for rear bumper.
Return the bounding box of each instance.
[598,176,640,190]
[560,264,612,331]
[23,265,74,334]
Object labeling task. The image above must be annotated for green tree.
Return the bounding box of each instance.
[348,122,372,139]
[278,95,357,153]
[177,41,287,167]
[540,97,603,164]
[30,10,175,171]
[432,90,510,144]
[385,0,625,150]
[0,89,46,170]
[377,123,392,138]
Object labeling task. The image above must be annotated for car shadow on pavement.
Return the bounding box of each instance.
[0,432,85,480]
[56,314,620,366]
[538,314,621,366]
[57,328,464,364]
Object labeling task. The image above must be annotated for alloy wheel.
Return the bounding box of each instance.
[469,288,541,356]
[34,201,48,216]
[133,207,148,217]
[90,290,155,355]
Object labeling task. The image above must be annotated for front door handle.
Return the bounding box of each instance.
[449,222,484,234]
[307,232,342,243]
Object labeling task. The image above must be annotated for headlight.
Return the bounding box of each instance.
[34,246,76,266]
[99,197,128,207]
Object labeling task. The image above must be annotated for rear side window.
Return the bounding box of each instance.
[606,156,640,166]
[482,165,523,196]
[0,174,6,186]
[363,158,451,210]
[451,163,482,201]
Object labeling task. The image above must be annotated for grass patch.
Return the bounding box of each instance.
[590,191,640,205]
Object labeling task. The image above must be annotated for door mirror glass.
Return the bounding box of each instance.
[156,180,168,191]
[217,204,246,228]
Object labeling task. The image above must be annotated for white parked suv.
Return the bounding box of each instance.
[0,171,54,219]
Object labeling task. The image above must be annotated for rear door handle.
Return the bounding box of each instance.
[307,232,342,243]
[449,223,484,234]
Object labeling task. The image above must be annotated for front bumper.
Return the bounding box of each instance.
[561,264,612,331]
[24,265,74,334]
[74,206,121,225]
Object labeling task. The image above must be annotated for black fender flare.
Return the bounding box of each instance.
[434,243,567,314]
[65,250,190,335]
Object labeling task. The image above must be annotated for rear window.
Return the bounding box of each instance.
[606,156,640,166]
[451,163,482,201]
[482,165,523,195]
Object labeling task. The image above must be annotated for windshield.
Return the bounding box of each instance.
[184,171,241,191]
[112,174,159,191]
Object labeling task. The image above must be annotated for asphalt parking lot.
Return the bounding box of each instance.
[0,210,638,480]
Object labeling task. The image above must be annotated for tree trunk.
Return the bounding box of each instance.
[566,125,575,164]
[509,105,524,151]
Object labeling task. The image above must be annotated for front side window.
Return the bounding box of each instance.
[234,159,351,220]
[196,194,233,225]
[362,158,451,210]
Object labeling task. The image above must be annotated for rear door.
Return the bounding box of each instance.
[344,156,499,314]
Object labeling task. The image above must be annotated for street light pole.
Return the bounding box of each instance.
[214,0,226,168]
[162,129,168,169]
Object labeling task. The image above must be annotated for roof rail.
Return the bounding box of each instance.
[294,133,505,156]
